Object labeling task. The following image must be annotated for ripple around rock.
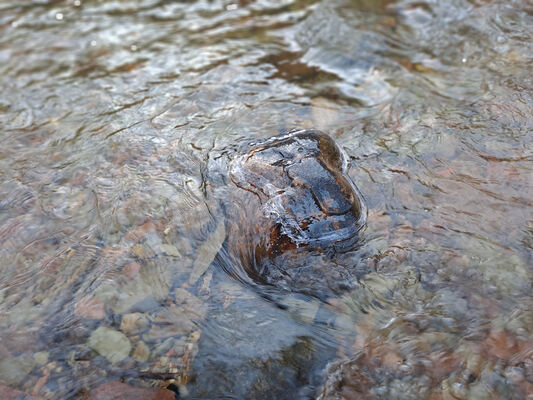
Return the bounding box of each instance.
[88,326,132,364]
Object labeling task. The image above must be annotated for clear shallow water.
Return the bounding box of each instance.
[0,0,531,399]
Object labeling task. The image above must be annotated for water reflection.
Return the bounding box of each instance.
[0,0,531,398]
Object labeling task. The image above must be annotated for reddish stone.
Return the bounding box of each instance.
[0,383,43,400]
[125,222,157,241]
[75,296,106,320]
[89,381,175,400]
[484,330,521,361]
[122,261,142,278]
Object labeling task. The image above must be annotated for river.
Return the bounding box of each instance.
[0,0,531,399]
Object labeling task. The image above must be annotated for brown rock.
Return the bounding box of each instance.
[120,313,149,335]
[122,262,142,279]
[125,221,157,241]
[89,381,174,400]
[484,329,520,361]
[132,341,150,363]
[131,244,150,259]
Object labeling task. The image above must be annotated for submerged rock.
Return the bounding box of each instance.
[0,354,35,386]
[89,326,132,364]
[214,129,366,298]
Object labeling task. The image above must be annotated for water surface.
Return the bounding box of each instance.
[0,0,532,399]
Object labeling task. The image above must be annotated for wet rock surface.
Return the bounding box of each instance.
[216,129,367,298]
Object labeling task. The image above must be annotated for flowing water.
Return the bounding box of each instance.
[0,0,532,399]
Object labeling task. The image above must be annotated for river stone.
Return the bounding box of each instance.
[216,129,367,297]
[158,243,181,257]
[89,326,131,363]
[33,351,49,365]
[120,313,149,335]
[132,341,150,363]
[0,355,35,385]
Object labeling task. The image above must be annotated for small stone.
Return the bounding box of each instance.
[189,330,201,343]
[122,262,142,278]
[189,221,225,284]
[8,298,40,328]
[34,351,49,365]
[125,221,157,241]
[120,313,149,335]
[132,243,149,259]
[450,381,468,400]
[132,341,150,363]
[151,337,175,357]
[75,296,106,320]
[159,243,181,257]
[0,355,35,385]
[89,326,131,363]
[129,297,160,314]
[175,237,193,256]
[93,281,119,303]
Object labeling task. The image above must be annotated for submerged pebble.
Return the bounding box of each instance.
[88,327,132,363]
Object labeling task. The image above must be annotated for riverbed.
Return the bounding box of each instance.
[0,0,531,399]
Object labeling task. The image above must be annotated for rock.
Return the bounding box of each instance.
[188,220,226,284]
[33,351,49,365]
[120,313,149,335]
[131,243,150,259]
[152,337,176,358]
[75,296,106,320]
[159,243,181,257]
[122,262,142,279]
[112,261,172,313]
[132,341,150,363]
[89,381,174,400]
[0,354,35,385]
[0,383,43,400]
[129,297,161,314]
[222,129,366,297]
[88,326,131,363]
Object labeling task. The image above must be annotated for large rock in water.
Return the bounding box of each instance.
[218,129,366,298]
